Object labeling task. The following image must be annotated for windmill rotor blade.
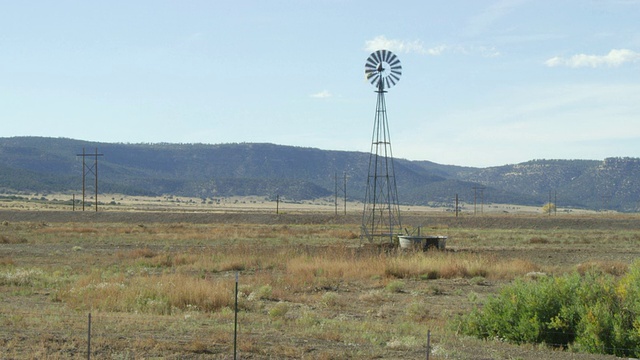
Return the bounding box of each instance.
[389,57,400,67]
[367,71,380,81]
[375,50,383,63]
[365,66,377,73]
[388,78,396,87]
[380,50,387,63]
[366,54,379,68]
[389,73,400,83]
[371,51,381,64]
[385,51,394,63]
[368,74,380,85]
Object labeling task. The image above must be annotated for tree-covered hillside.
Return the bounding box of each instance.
[0,137,638,211]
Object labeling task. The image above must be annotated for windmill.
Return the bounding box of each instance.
[361,49,402,244]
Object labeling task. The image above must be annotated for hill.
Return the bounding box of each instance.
[0,137,638,211]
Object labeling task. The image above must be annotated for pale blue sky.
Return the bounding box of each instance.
[2,1,640,167]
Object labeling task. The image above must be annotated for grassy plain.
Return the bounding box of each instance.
[0,196,637,359]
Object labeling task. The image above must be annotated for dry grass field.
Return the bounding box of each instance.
[0,195,636,359]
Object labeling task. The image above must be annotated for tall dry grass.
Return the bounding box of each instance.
[58,243,541,316]
[385,252,539,280]
[287,246,382,279]
[58,271,233,314]
[247,245,543,296]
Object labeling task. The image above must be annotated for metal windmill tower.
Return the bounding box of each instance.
[361,49,402,243]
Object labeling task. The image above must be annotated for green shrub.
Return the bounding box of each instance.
[455,261,640,357]
[248,284,272,301]
[0,268,46,286]
[269,302,289,319]
[321,292,340,308]
[457,274,581,346]
[404,301,430,322]
[385,280,405,293]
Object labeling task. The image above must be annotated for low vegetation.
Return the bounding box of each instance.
[1,209,639,359]
[456,260,640,357]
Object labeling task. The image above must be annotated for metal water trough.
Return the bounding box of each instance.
[398,235,447,251]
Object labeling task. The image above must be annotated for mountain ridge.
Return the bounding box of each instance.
[0,136,638,212]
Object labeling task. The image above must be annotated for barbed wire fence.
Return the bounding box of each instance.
[3,308,639,358]
[0,309,439,359]
[0,310,236,358]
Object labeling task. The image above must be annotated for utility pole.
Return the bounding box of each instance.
[334,172,348,216]
[473,187,477,215]
[472,186,485,215]
[334,172,338,216]
[455,194,459,218]
[343,172,347,216]
[601,195,610,213]
[76,148,103,212]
